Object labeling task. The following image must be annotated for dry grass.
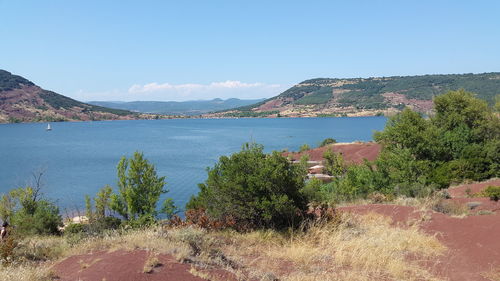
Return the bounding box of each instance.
[393,195,470,218]
[431,200,469,217]
[219,212,446,281]
[0,212,447,281]
[143,254,161,273]
[0,263,57,281]
[0,235,69,281]
[482,267,500,281]
[188,266,212,279]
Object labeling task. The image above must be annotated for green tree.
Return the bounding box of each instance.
[323,149,346,177]
[301,178,326,203]
[318,138,337,147]
[85,195,93,221]
[373,90,499,191]
[299,143,311,152]
[110,152,169,221]
[374,108,441,160]
[0,194,15,223]
[160,198,178,219]
[4,186,62,235]
[187,143,307,229]
[94,185,113,219]
[299,154,310,172]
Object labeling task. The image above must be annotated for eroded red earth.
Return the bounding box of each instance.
[340,179,500,281]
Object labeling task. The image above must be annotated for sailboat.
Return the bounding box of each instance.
[46,123,52,131]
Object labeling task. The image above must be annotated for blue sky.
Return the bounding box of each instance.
[1,0,499,101]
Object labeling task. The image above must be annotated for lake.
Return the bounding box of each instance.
[0,117,386,214]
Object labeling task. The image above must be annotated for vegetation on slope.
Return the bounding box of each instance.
[0,70,34,91]
[0,69,144,123]
[225,72,500,117]
[295,73,500,107]
[40,90,131,116]
[301,90,499,204]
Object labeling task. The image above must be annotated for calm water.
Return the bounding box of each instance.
[0,117,386,213]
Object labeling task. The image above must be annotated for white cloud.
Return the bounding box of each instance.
[128,80,280,94]
[71,81,288,102]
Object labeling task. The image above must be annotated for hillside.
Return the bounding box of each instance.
[89,98,265,116]
[0,70,157,123]
[210,72,500,118]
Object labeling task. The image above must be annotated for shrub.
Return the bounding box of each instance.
[318,138,337,147]
[368,192,387,203]
[299,144,310,152]
[301,178,327,203]
[323,149,346,177]
[482,186,500,201]
[11,199,62,236]
[180,208,238,231]
[0,233,18,262]
[432,200,468,216]
[187,143,307,230]
[64,223,85,235]
[373,90,500,192]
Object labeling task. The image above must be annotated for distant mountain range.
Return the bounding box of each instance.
[0,70,150,123]
[2,70,499,123]
[208,72,500,118]
[88,98,266,116]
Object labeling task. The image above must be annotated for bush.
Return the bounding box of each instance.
[0,233,18,262]
[373,90,500,192]
[368,192,388,203]
[124,214,157,229]
[187,143,308,230]
[323,149,346,177]
[301,178,327,203]
[299,144,311,152]
[64,223,85,235]
[318,138,337,147]
[432,199,468,216]
[482,186,500,201]
[11,199,62,236]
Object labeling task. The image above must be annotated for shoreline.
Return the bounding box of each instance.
[0,114,388,125]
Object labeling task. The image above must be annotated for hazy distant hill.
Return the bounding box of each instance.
[212,72,500,118]
[89,98,266,116]
[0,70,144,123]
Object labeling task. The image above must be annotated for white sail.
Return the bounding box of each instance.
[46,124,52,131]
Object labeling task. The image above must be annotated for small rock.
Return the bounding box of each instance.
[467,202,482,210]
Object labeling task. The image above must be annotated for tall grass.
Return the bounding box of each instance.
[220,212,446,281]
[0,212,447,281]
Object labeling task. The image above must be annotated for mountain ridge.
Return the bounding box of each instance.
[0,70,158,123]
[88,98,266,116]
[209,72,500,118]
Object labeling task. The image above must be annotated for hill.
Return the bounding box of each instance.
[88,98,265,116]
[210,72,500,118]
[0,70,156,123]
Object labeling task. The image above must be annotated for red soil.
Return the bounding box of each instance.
[52,180,499,281]
[285,142,382,164]
[339,180,500,281]
[340,204,500,281]
[52,249,233,281]
[447,178,500,198]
